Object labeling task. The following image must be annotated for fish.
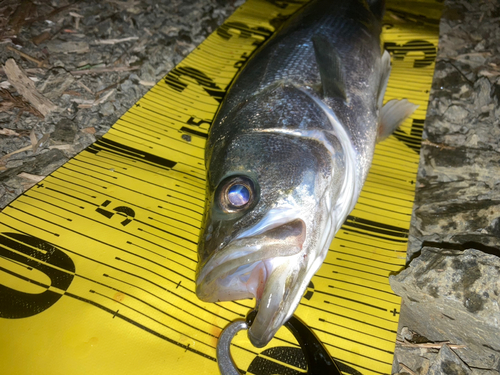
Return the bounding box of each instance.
[195,0,418,348]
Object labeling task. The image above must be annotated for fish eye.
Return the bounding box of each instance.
[217,176,257,213]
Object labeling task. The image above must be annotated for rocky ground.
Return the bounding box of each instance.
[391,0,500,374]
[0,0,499,374]
[0,0,241,205]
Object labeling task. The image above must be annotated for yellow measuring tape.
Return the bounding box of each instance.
[0,1,441,374]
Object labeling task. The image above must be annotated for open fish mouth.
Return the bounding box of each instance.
[196,219,307,346]
[196,219,306,301]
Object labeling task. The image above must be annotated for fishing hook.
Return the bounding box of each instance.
[216,311,342,375]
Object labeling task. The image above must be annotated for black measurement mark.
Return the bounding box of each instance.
[327,284,398,305]
[327,263,389,282]
[248,347,306,375]
[186,116,211,128]
[342,228,408,244]
[264,0,308,10]
[324,275,397,296]
[104,273,225,326]
[217,21,272,44]
[180,126,208,139]
[68,157,205,205]
[65,292,217,361]
[316,289,387,312]
[332,248,404,267]
[93,287,219,341]
[46,175,202,228]
[300,302,397,333]
[393,119,426,154]
[96,200,136,226]
[316,321,394,355]
[165,66,226,103]
[322,299,397,324]
[344,215,409,238]
[87,137,177,169]
[303,281,314,300]
[0,222,229,341]
[0,232,75,319]
[386,8,440,28]
[337,237,407,255]
[384,40,437,68]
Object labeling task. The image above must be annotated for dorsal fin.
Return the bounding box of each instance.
[366,0,385,20]
[377,50,392,110]
[312,35,347,102]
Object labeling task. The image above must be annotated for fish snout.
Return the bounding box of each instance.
[195,217,308,306]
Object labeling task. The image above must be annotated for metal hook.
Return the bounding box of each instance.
[216,319,248,375]
[216,311,342,375]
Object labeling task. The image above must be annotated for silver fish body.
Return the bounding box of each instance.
[196,0,416,348]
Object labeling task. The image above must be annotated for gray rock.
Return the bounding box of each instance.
[99,101,115,117]
[393,342,435,375]
[0,0,241,209]
[474,77,491,109]
[46,41,90,54]
[0,182,22,207]
[444,104,470,123]
[471,369,500,375]
[0,149,68,183]
[428,345,471,375]
[390,248,500,370]
[51,119,78,144]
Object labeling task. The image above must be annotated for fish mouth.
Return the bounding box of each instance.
[196,219,307,347]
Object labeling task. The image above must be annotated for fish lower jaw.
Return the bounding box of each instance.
[196,257,280,303]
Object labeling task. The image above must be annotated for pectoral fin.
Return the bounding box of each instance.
[378,99,419,142]
[312,35,347,101]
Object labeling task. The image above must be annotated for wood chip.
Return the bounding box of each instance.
[32,31,52,45]
[396,339,466,350]
[28,130,50,154]
[62,90,82,96]
[6,45,48,68]
[82,127,96,134]
[70,66,140,75]
[35,133,50,153]
[3,59,58,117]
[421,139,456,150]
[94,89,115,105]
[0,144,32,161]
[0,88,43,117]
[29,129,37,149]
[139,80,155,87]
[17,172,46,182]
[47,41,90,54]
[93,36,139,45]
[0,98,15,112]
[0,128,20,136]
[75,80,94,95]
[48,144,74,151]
[0,67,46,76]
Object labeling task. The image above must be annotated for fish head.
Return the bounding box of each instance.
[196,119,347,347]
